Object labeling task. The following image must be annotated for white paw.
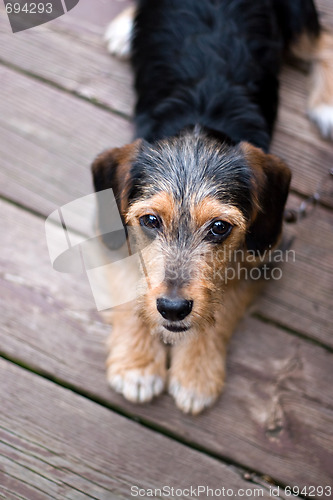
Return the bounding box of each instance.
[168,379,217,415]
[108,369,165,403]
[104,8,134,60]
[308,104,333,140]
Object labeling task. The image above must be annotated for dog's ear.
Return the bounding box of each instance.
[241,142,291,254]
[91,140,142,249]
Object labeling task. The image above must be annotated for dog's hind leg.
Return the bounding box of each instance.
[282,0,333,141]
[104,5,136,60]
[291,30,333,141]
[274,0,333,139]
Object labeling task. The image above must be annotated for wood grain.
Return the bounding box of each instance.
[0,64,132,231]
[253,194,333,347]
[0,5,135,117]
[1,198,332,489]
[1,358,281,500]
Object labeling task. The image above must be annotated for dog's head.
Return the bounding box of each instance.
[92,129,291,342]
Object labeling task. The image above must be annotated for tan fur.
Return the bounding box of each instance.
[126,192,176,227]
[169,278,261,414]
[192,198,246,230]
[126,195,250,339]
[309,33,333,108]
[290,32,318,62]
[106,305,167,403]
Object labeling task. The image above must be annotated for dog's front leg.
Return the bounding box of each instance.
[169,280,257,415]
[106,306,167,403]
[168,324,227,415]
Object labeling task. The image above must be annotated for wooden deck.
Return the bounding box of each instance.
[1,1,333,498]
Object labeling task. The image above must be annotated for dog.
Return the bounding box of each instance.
[92,0,333,414]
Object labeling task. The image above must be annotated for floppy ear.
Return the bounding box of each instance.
[91,140,142,249]
[241,142,291,254]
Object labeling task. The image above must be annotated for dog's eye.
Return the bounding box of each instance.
[139,214,161,230]
[206,220,232,242]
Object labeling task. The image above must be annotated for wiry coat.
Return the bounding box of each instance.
[132,0,319,151]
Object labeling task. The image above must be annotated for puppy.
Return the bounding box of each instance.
[92,0,333,414]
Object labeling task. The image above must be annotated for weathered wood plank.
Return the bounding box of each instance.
[271,66,333,209]
[1,359,281,500]
[0,4,134,117]
[64,0,132,31]
[1,199,332,489]
[0,4,332,206]
[0,64,132,230]
[253,194,333,346]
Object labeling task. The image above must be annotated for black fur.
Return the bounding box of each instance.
[132,0,320,152]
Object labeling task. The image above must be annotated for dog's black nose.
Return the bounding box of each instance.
[156,297,193,321]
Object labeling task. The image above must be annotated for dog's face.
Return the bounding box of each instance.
[92,130,291,342]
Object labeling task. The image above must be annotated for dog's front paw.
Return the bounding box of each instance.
[104,6,135,60]
[168,377,220,415]
[108,369,165,403]
[106,316,167,404]
[168,332,227,414]
[107,360,166,403]
[308,104,333,140]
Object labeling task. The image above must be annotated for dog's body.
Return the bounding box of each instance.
[93,0,333,414]
[132,0,318,150]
